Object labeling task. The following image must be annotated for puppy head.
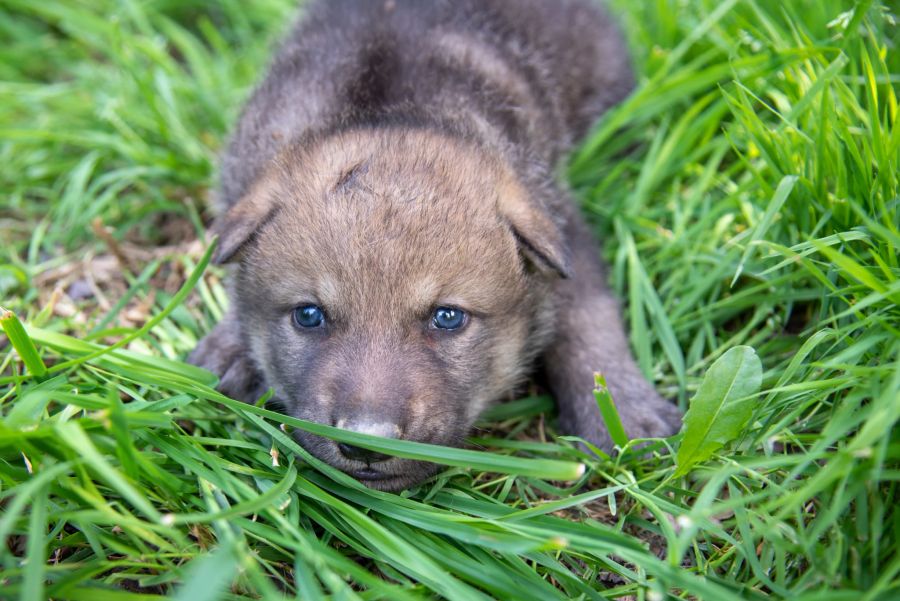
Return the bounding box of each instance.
[215,128,569,490]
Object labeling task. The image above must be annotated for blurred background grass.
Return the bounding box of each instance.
[1,0,898,599]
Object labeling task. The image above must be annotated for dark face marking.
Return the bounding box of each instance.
[332,160,371,194]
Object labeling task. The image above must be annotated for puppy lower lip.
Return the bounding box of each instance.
[351,467,390,480]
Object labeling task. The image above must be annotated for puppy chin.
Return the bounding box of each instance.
[347,462,443,492]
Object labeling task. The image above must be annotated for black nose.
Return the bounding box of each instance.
[337,443,390,463]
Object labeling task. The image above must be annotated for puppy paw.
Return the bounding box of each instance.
[558,384,682,453]
[616,388,682,441]
[188,317,267,403]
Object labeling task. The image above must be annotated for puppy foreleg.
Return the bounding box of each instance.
[544,218,681,451]
[188,312,268,403]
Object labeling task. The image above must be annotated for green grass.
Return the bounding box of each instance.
[1,0,898,598]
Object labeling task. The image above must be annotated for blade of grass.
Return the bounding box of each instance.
[593,372,629,447]
[1,307,48,380]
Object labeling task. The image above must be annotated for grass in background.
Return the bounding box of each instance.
[1,0,898,599]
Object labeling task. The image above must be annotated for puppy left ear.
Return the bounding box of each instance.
[498,182,572,279]
[211,178,280,265]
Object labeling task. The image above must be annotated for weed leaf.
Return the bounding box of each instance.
[675,346,762,476]
[172,542,238,601]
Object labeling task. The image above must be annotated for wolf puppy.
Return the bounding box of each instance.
[191,0,681,490]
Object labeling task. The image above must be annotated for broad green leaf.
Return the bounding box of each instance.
[675,346,763,477]
[172,543,238,601]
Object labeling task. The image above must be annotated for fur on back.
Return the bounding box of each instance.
[219,0,634,210]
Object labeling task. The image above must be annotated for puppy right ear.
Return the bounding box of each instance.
[497,178,572,279]
[211,181,280,265]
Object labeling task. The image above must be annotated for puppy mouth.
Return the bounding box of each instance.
[344,466,418,491]
[291,429,444,490]
[349,466,391,481]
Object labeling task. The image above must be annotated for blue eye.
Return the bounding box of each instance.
[293,305,325,328]
[432,307,467,330]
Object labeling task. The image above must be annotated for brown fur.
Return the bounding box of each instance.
[191,0,681,490]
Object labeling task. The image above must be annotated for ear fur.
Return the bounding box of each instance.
[498,181,572,279]
[211,180,280,264]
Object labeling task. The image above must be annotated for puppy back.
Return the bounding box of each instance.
[220,0,633,209]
